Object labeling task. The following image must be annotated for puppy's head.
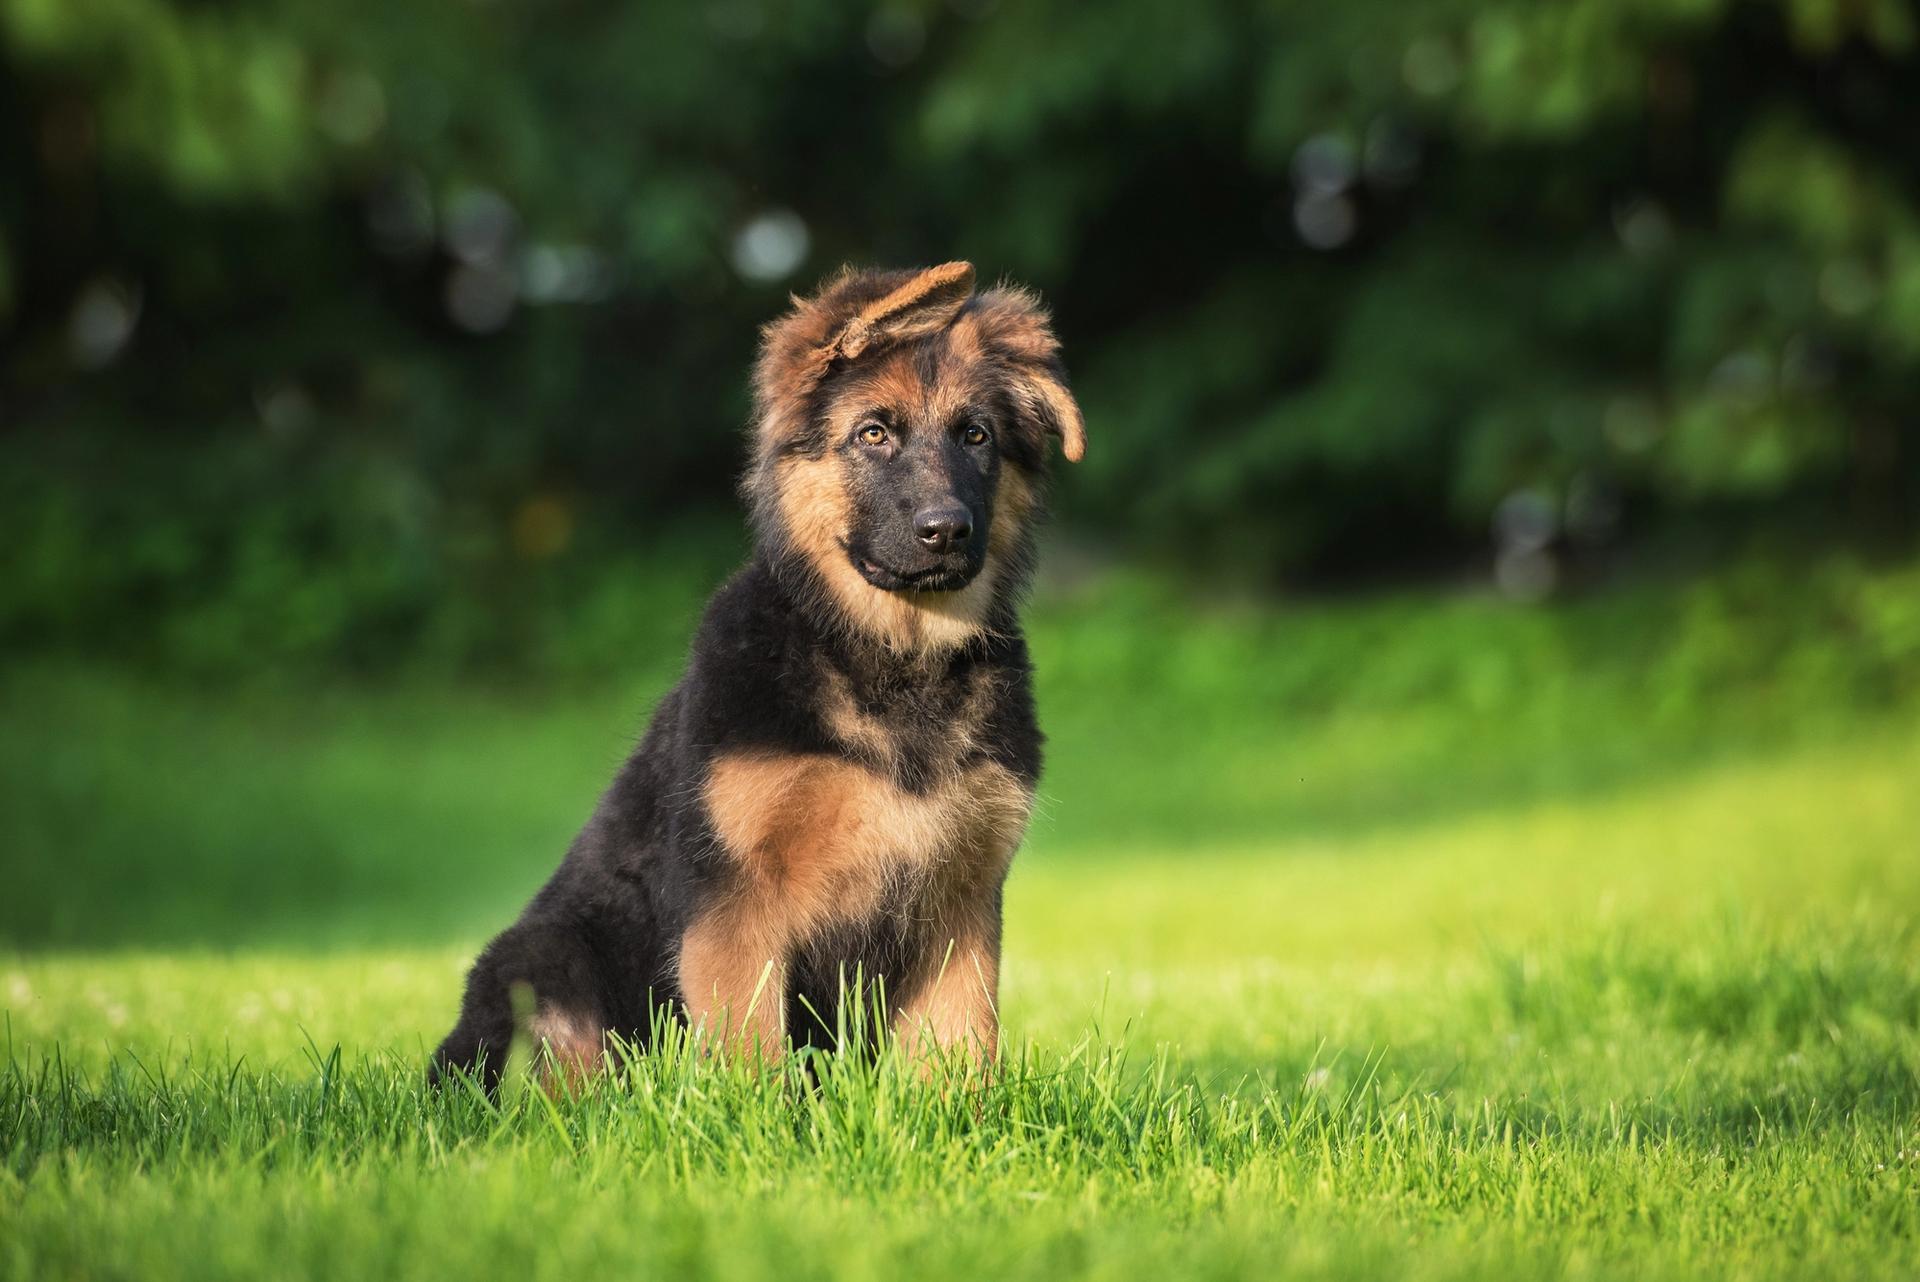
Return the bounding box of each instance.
[745,263,1085,653]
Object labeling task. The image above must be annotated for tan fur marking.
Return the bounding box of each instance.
[771,446,854,576]
[895,925,1001,1067]
[857,350,977,434]
[526,1006,606,1085]
[943,311,985,366]
[819,663,1002,780]
[704,753,1029,913]
[679,913,786,1057]
[858,359,935,427]
[684,749,1032,1056]
[819,671,896,769]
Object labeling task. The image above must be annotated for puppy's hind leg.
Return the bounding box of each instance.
[429,919,608,1091]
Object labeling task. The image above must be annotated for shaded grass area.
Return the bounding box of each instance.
[4,557,1917,948]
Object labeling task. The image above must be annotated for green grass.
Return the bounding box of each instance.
[3,566,1919,1279]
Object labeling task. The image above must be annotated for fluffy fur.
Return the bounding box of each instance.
[431,262,1083,1085]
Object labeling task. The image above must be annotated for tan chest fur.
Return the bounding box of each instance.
[702,750,1032,934]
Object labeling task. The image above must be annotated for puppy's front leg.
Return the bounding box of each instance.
[679,907,787,1060]
[894,915,1001,1071]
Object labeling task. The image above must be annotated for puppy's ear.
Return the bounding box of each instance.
[974,285,1087,463]
[752,264,979,453]
[1010,357,1086,464]
[827,261,975,361]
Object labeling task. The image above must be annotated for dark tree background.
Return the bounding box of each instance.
[3,0,1917,671]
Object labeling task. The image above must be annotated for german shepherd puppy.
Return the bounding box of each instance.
[432,262,1085,1085]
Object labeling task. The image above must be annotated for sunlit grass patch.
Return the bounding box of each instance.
[5,726,1918,1279]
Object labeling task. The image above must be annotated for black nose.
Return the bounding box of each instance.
[914,505,973,553]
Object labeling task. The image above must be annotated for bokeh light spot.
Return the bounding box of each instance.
[731,209,810,283]
[254,381,318,440]
[1612,197,1674,256]
[1496,546,1558,602]
[522,244,615,304]
[444,187,518,267]
[68,278,141,369]
[1292,134,1356,196]
[1293,193,1356,250]
[1494,488,1558,556]
[446,263,519,333]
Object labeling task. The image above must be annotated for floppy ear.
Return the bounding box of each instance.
[974,286,1087,464]
[826,261,976,362]
[1016,362,1086,463]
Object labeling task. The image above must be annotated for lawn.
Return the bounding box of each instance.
[3,568,1918,1280]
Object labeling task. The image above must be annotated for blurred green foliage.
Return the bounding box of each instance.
[3,0,1918,669]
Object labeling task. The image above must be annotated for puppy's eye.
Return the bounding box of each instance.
[962,423,991,446]
[857,423,889,447]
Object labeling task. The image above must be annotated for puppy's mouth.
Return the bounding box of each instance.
[846,547,978,594]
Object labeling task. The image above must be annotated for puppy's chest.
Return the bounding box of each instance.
[702,750,1031,892]
[702,681,1027,910]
